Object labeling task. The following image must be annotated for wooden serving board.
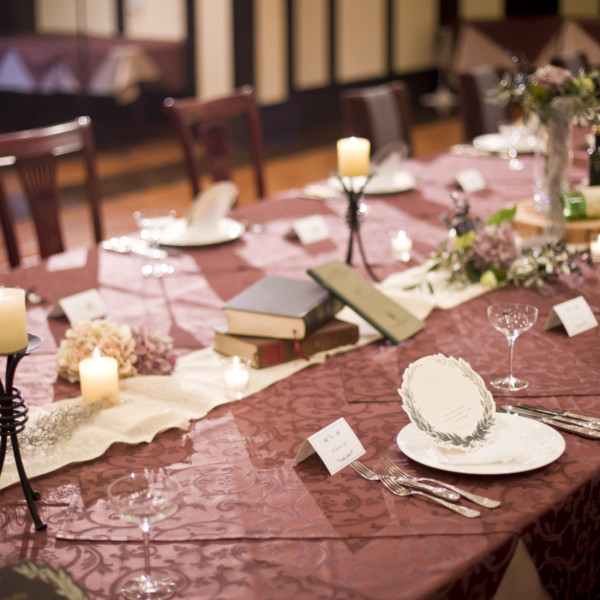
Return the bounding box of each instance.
[513,200,600,244]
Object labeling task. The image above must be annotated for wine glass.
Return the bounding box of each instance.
[487,303,538,391]
[499,123,525,171]
[133,210,176,278]
[108,471,181,600]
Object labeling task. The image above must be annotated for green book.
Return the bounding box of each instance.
[307,260,425,344]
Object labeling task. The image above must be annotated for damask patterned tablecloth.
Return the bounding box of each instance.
[1,151,599,599]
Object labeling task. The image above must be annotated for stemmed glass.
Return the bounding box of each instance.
[133,210,176,278]
[487,303,538,391]
[499,123,525,171]
[108,471,181,600]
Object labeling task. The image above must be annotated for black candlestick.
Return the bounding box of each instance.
[336,173,379,281]
[0,333,46,531]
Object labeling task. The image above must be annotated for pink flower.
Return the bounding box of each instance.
[531,65,573,93]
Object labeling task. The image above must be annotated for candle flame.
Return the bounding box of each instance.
[93,347,101,360]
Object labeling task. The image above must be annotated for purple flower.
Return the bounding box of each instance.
[531,65,573,93]
[470,222,519,272]
[130,323,177,376]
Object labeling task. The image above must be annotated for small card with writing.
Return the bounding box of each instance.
[286,215,330,245]
[399,354,496,453]
[544,295,598,337]
[456,168,486,194]
[48,289,107,324]
[294,417,365,474]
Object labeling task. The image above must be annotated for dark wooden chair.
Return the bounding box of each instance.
[163,85,266,200]
[551,52,589,75]
[340,80,414,156]
[457,66,509,141]
[0,116,103,268]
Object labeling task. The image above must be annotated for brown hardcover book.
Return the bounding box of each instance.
[307,260,425,344]
[223,276,344,339]
[214,318,359,368]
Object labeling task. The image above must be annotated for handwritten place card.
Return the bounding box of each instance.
[455,168,486,194]
[294,417,365,475]
[544,296,598,337]
[286,215,330,245]
[48,289,107,324]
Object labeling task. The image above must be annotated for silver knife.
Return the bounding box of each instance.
[515,402,600,427]
[500,406,600,439]
[102,237,169,259]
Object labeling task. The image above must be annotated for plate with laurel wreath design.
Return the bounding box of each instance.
[398,354,497,453]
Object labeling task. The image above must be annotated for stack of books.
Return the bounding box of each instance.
[215,276,359,368]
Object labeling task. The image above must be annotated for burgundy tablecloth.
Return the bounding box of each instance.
[1,150,599,599]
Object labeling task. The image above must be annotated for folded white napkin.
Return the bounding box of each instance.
[186,181,239,230]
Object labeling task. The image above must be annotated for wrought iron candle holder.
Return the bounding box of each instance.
[0,333,46,531]
[336,173,379,281]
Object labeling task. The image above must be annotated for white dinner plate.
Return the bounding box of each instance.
[327,171,416,195]
[158,217,246,247]
[396,413,565,475]
[473,133,543,155]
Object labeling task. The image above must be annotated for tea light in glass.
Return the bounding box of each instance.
[390,230,413,262]
[223,356,251,400]
[590,234,600,262]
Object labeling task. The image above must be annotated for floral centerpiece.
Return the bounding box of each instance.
[56,320,176,383]
[425,197,584,293]
[492,58,600,241]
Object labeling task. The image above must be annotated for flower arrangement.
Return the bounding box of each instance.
[425,197,584,293]
[56,320,176,383]
[492,58,600,125]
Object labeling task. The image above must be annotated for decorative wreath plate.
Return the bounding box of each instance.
[398,354,496,453]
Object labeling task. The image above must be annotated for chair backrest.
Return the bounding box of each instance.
[551,52,589,75]
[0,116,103,268]
[340,80,413,156]
[457,66,509,141]
[163,85,266,200]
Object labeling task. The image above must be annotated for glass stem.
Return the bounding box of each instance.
[506,336,516,380]
[141,520,152,578]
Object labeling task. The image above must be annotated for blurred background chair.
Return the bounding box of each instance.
[0,116,103,268]
[163,85,266,200]
[457,65,509,141]
[340,80,414,156]
[551,52,589,75]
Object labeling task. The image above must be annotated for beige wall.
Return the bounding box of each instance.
[123,0,186,40]
[394,0,439,73]
[560,0,600,16]
[35,0,116,36]
[459,0,504,20]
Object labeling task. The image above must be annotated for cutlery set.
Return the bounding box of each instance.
[350,457,501,519]
[499,403,600,440]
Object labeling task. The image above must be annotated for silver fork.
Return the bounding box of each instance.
[380,456,500,509]
[350,460,459,502]
[375,471,480,518]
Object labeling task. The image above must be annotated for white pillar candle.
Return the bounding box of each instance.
[0,288,28,354]
[79,349,119,405]
[390,230,413,262]
[223,356,251,400]
[590,234,600,262]
[337,137,371,177]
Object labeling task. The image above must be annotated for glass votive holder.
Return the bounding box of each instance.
[389,229,413,262]
[590,232,600,262]
[222,356,251,400]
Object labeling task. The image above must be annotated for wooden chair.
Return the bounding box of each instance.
[0,116,103,268]
[457,66,509,141]
[163,85,266,200]
[340,80,414,156]
[551,52,589,75]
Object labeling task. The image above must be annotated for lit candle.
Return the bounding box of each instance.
[223,356,251,400]
[390,230,413,262]
[0,288,28,354]
[590,234,600,262]
[337,137,371,177]
[79,348,119,405]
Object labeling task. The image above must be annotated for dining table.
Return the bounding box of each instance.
[0,140,599,600]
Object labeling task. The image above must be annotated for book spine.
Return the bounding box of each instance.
[299,324,358,355]
[302,296,344,336]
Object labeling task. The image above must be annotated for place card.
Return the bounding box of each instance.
[286,215,330,245]
[544,295,598,337]
[455,168,486,194]
[293,417,365,475]
[399,354,496,453]
[48,289,107,324]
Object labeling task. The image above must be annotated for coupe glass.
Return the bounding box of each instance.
[133,210,176,278]
[487,303,538,391]
[108,471,181,600]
